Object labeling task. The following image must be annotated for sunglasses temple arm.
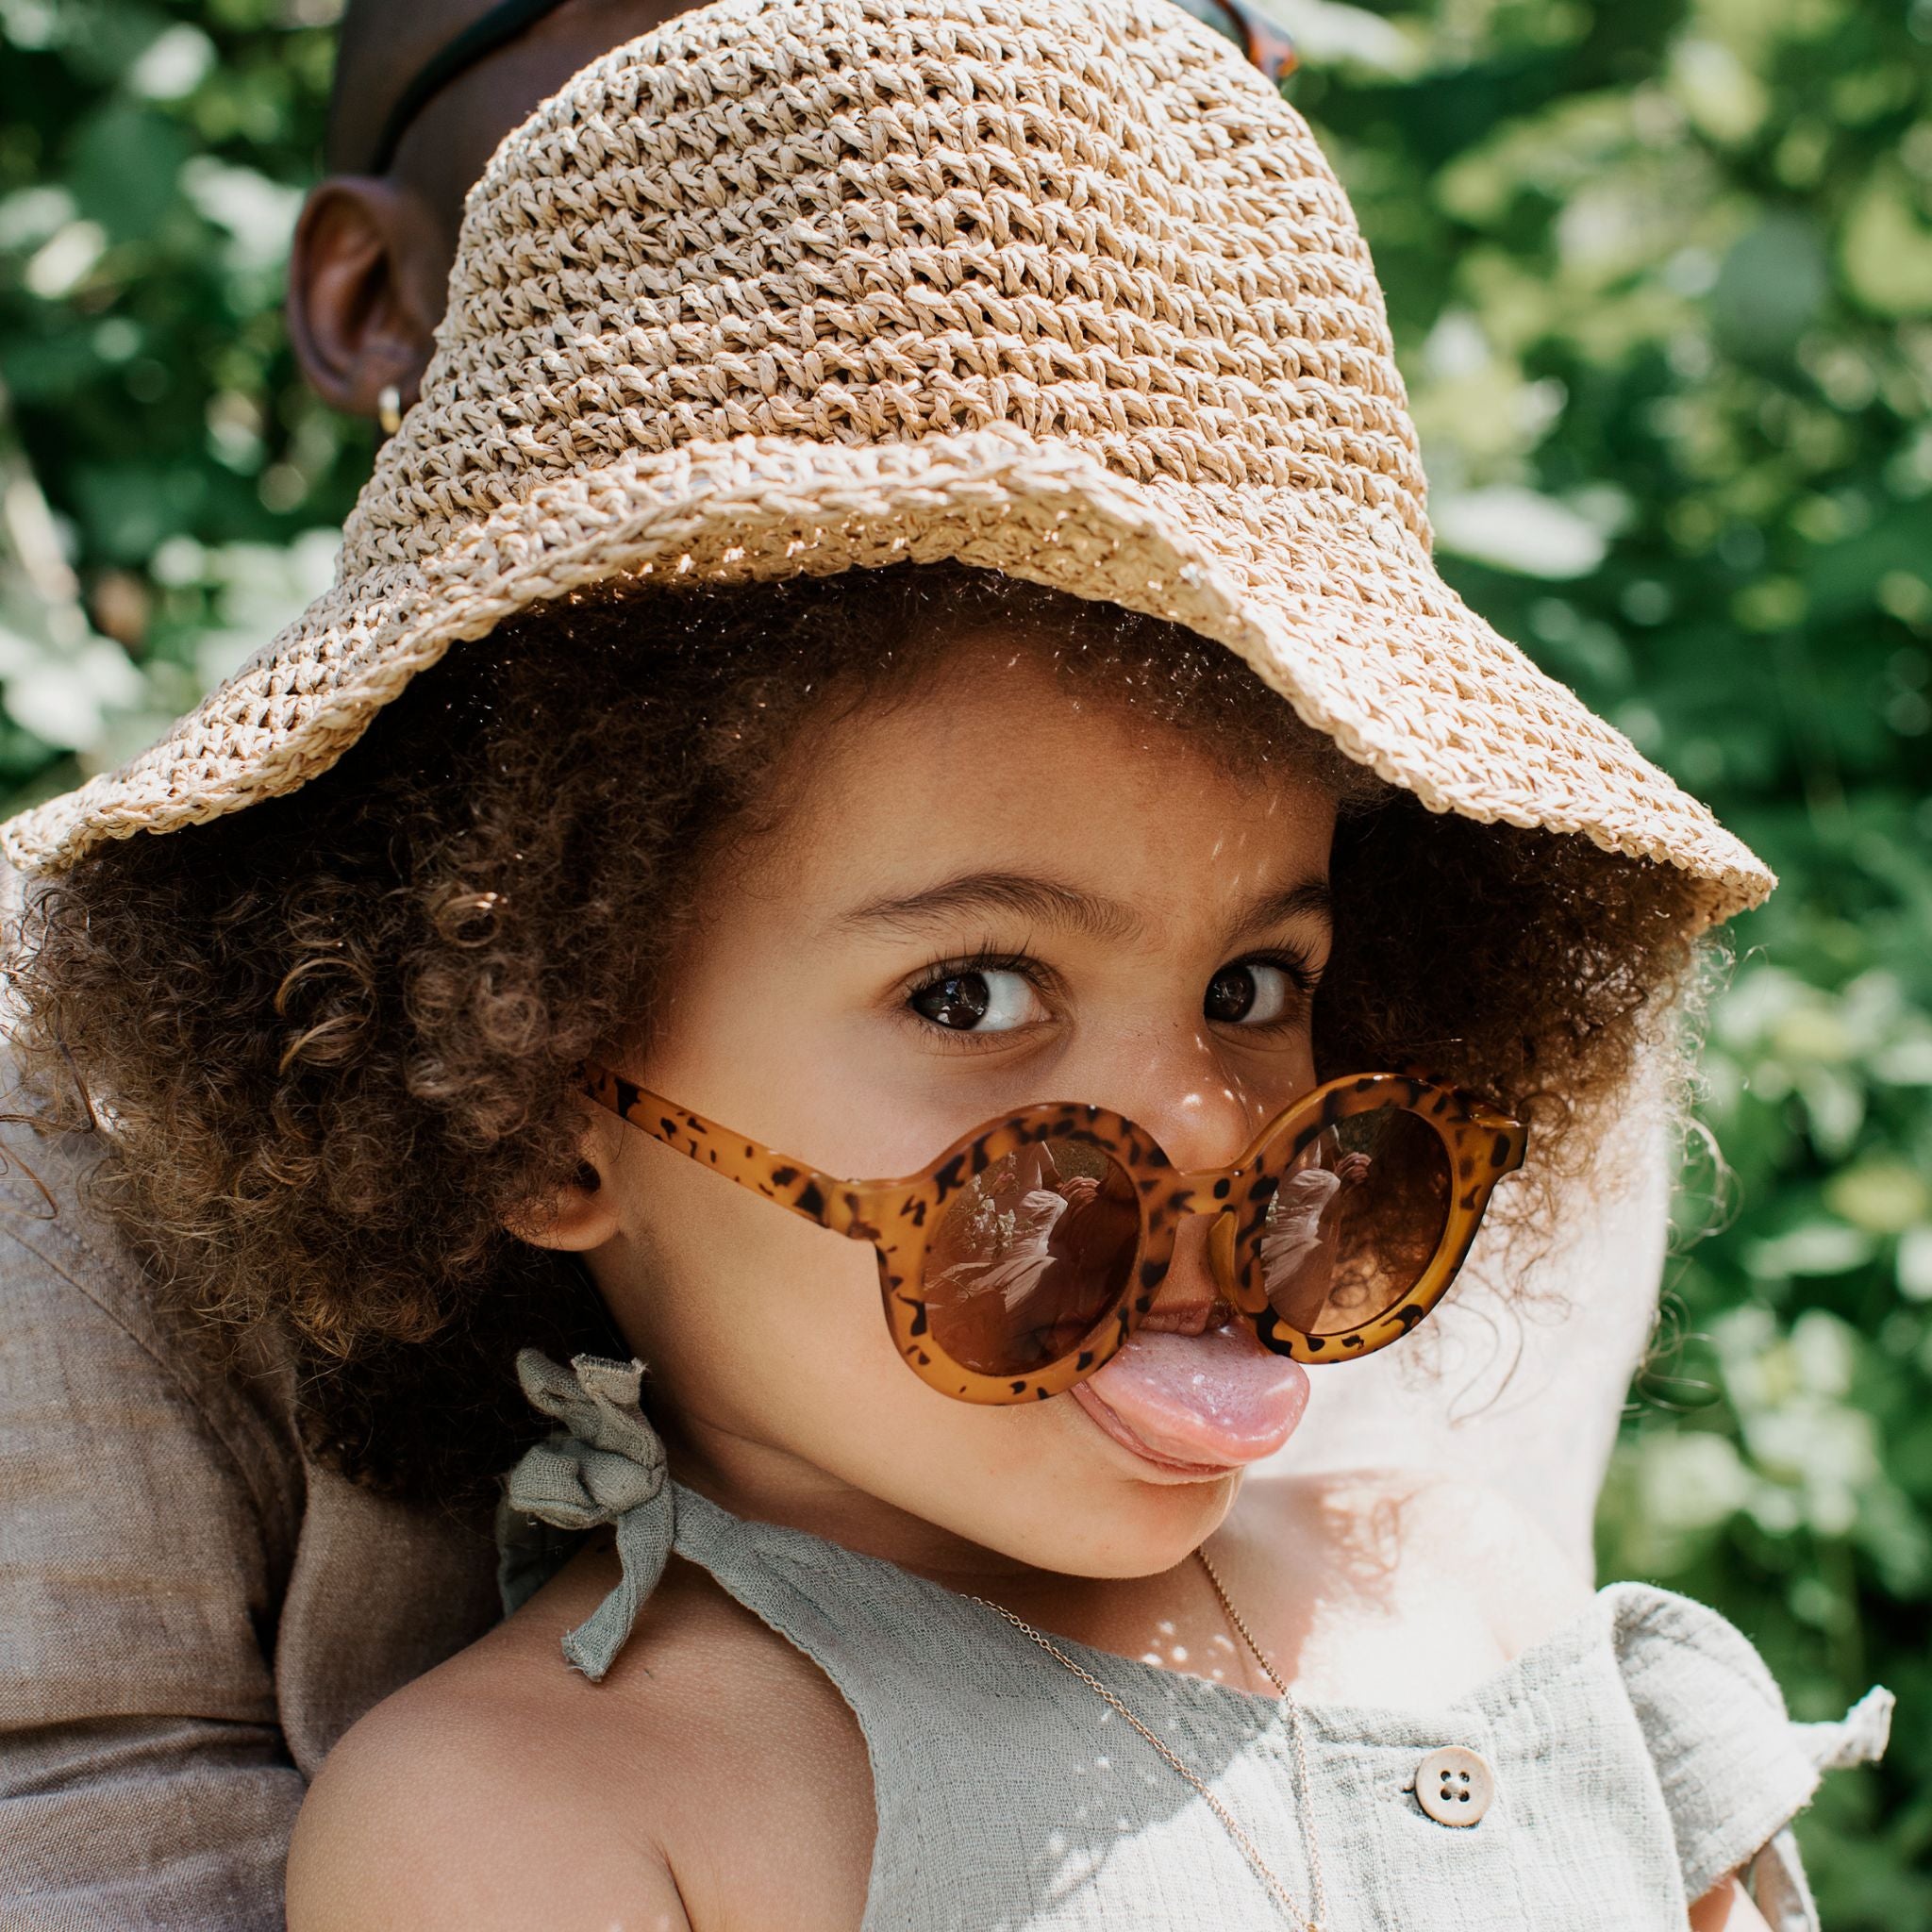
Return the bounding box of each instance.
[578,1060,868,1236]
[1473,1110,1529,1175]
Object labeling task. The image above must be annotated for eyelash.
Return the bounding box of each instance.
[1238,947,1322,1005]
[913,947,1044,987]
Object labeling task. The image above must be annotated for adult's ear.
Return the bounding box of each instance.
[287,175,450,421]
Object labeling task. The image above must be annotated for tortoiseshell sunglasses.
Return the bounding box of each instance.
[581,1064,1524,1404]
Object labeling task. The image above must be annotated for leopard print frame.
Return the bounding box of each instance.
[580,1063,1525,1404]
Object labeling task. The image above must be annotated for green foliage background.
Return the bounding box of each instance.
[0,0,1926,1918]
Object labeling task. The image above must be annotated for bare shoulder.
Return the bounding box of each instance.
[288,1536,874,1932]
[286,1551,690,1932]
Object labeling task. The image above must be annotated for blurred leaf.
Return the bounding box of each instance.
[1840,169,1932,318]
[1431,484,1609,575]
[1711,214,1832,360]
[1747,1223,1878,1280]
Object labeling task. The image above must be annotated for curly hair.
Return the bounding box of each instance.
[4,564,1702,1504]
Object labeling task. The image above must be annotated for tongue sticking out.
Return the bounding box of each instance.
[1073,1325,1310,1471]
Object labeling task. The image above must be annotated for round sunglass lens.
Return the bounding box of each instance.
[1258,1108,1452,1336]
[924,1140,1141,1378]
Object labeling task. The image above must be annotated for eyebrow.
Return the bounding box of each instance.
[833,872,1334,946]
[836,872,1143,944]
[1235,879,1334,937]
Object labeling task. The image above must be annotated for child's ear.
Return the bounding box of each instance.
[511,1136,624,1253]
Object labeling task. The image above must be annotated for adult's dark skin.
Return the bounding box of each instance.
[291,0,686,422]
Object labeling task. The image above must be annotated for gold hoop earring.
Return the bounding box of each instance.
[377,384,404,437]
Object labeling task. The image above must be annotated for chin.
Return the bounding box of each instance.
[991,1458,1246,1579]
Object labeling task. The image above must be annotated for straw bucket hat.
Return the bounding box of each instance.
[3,0,1771,917]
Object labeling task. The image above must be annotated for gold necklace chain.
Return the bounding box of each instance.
[1196,1547,1329,1931]
[969,1548,1325,1932]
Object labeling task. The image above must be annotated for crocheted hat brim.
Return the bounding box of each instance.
[0,423,1773,920]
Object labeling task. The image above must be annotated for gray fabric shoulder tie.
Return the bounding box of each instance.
[499,1348,672,1682]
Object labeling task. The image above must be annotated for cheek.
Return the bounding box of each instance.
[602,1147,885,1416]
[1273,1034,1319,1090]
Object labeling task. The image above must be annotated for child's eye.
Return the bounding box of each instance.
[908,968,1049,1034]
[1204,959,1307,1027]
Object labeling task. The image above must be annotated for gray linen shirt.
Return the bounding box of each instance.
[504,1357,1893,1932]
[0,1116,499,1931]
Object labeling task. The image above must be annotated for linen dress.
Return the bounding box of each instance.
[502,1354,1890,1932]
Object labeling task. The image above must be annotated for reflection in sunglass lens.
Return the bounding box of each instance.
[924,1140,1141,1376]
[1258,1108,1452,1336]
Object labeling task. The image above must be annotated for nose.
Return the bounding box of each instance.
[1086,1033,1264,1310]
[1107,1041,1260,1179]
[1145,1208,1240,1326]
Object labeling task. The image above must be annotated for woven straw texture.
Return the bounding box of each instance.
[0,0,1772,916]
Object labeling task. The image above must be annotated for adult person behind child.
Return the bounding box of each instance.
[0,2,1674,1925]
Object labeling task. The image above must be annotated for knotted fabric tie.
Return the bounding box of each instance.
[500,1348,672,1681]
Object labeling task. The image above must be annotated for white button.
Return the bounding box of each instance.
[1415,1745,1494,1826]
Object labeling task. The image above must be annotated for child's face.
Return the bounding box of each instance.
[569,632,1339,1579]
